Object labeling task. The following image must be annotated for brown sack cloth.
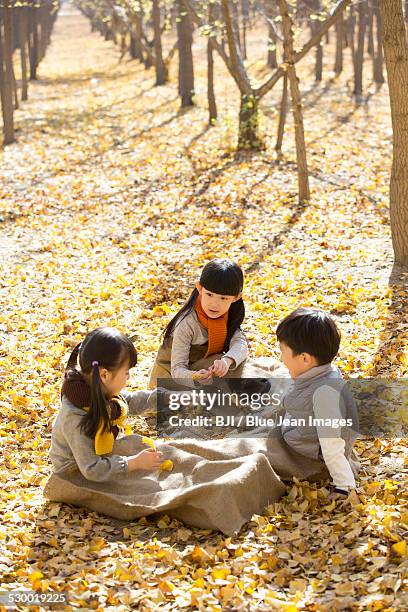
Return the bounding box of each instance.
[43,433,330,535]
[43,359,333,535]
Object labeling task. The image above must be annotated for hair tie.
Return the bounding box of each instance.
[92,361,99,367]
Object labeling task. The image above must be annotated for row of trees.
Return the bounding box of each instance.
[2,0,407,263]
[0,0,58,145]
[76,0,408,264]
[77,1,385,196]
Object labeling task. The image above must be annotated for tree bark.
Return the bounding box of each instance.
[265,2,278,68]
[367,3,374,55]
[353,0,367,96]
[373,0,384,84]
[334,13,344,75]
[207,3,217,124]
[278,0,310,202]
[379,0,408,264]
[276,73,288,154]
[9,10,19,110]
[1,0,15,144]
[241,0,248,60]
[29,6,39,80]
[310,1,323,81]
[152,0,167,84]
[177,0,195,107]
[231,0,242,53]
[238,94,262,149]
[19,8,29,100]
[132,12,144,61]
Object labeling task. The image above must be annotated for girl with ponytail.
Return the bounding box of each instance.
[49,327,164,483]
[149,258,249,390]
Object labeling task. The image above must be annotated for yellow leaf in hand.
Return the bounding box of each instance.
[142,436,156,450]
[160,459,173,471]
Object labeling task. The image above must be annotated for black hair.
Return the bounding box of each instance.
[66,327,137,439]
[162,258,245,350]
[276,307,341,365]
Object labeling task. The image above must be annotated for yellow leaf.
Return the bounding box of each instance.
[142,436,156,450]
[212,567,229,580]
[191,546,211,562]
[160,459,173,471]
[115,563,132,581]
[158,579,174,593]
[392,541,407,556]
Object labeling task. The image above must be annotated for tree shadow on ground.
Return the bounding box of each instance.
[368,263,408,377]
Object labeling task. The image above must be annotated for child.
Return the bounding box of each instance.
[149,258,249,390]
[276,307,360,498]
[44,326,286,534]
[49,327,164,481]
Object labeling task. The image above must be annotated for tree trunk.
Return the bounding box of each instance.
[344,8,353,48]
[177,0,195,107]
[373,0,384,84]
[278,0,310,202]
[207,38,217,124]
[379,0,408,264]
[1,0,15,144]
[29,7,39,80]
[276,73,288,154]
[220,0,261,149]
[265,2,278,68]
[9,11,19,110]
[267,21,277,68]
[207,3,217,124]
[315,34,323,81]
[334,13,344,75]
[238,94,261,149]
[132,12,144,61]
[241,0,248,60]
[353,0,367,96]
[152,0,167,84]
[130,20,143,61]
[19,8,29,100]
[231,0,242,53]
[310,1,323,81]
[367,4,374,55]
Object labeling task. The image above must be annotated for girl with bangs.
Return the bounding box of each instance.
[149,258,249,390]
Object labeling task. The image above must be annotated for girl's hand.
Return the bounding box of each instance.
[193,369,213,384]
[127,449,163,471]
[210,357,233,378]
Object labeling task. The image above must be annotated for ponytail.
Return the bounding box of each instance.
[66,342,81,371]
[83,361,111,438]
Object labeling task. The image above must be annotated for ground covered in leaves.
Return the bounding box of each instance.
[0,3,407,610]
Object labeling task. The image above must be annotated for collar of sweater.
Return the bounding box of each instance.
[293,363,339,389]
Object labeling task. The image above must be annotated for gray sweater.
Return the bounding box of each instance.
[49,389,158,482]
[171,310,249,385]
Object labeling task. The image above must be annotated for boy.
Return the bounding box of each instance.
[276,307,360,499]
